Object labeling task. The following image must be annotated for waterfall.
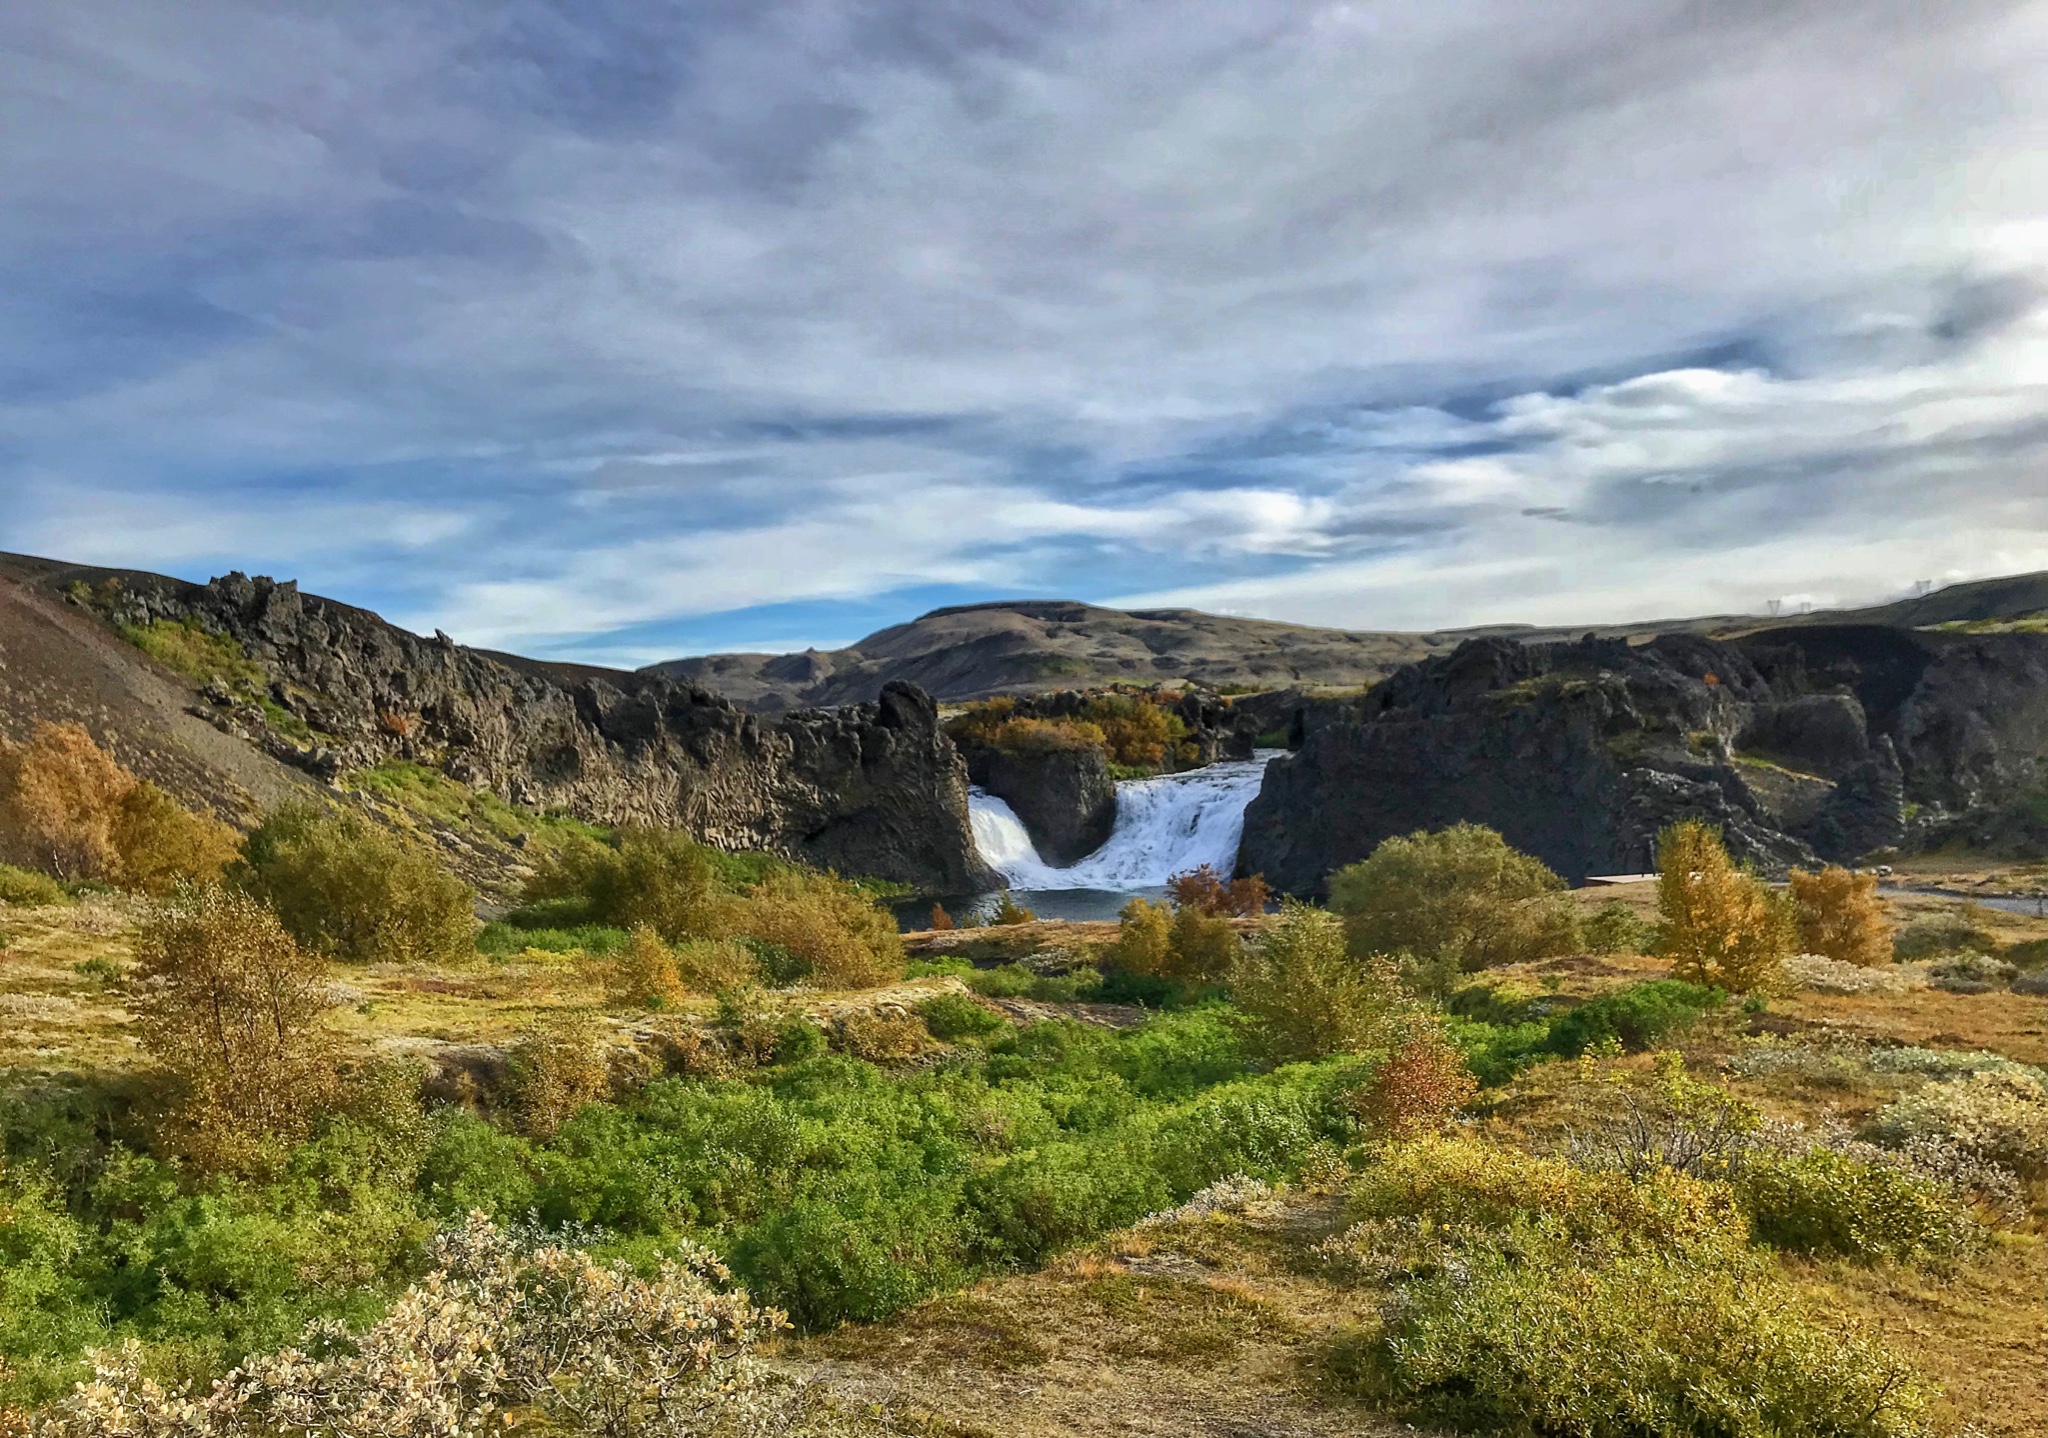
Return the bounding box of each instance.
[969,751,1279,890]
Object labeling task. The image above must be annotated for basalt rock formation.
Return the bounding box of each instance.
[8,557,992,894]
[964,747,1117,866]
[1239,624,2048,893]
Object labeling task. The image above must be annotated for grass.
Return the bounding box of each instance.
[3,862,2043,1436]
[116,618,313,739]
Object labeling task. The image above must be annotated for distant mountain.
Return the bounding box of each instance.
[642,573,2048,711]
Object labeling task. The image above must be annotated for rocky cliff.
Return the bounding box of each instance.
[1238,625,2046,893]
[14,558,992,894]
[963,747,1117,865]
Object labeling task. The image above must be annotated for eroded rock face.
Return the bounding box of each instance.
[1238,625,2047,893]
[965,747,1117,865]
[99,571,993,894]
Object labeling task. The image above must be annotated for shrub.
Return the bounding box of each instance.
[1080,694,1189,769]
[1893,906,1999,961]
[834,1009,928,1064]
[524,828,721,941]
[1734,1146,1980,1263]
[724,868,903,989]
[504,1011,610,1139]
[928,902,954,931]
[1343,1136,1747,1255]
[990,890,1035,925]
[131,884,338,1170]
[1927,950,2016,993]
[1167,906,1239,982]
[1357,1240,1929,1437]
[1583,898,1653,955]
[1230,902,1408,1064]
[963,963,1103,1003]
[1542,979,1723,1057]
[1783,951,1917,994]
[239,803,476,964]
[1331,1138,1929,1437]
[1790,865,1895,968]
[39,1212,785,1438]
[1870,1070,2046,1176]
[1111,896,1173,975]
[672,935,761,995]
[595,924,686,1008]
[0,722,129,879]
[1167,865,1272,917]
[1655,820,1795,992]
[1328,824,1580,978]
[1569,1053,1761,1182]
[107,782,241,895]
[917,992,1010,1041]
[0,865,66,906]
[0,723,237,892]
[1348,1016,1477,1138]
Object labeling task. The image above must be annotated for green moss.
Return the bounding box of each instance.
[116,618,312,740]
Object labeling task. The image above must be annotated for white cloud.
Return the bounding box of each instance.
[2,0,2046,654]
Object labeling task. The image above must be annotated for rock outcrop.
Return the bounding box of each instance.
[40,564,992,894]
[963,746,1118,865]
[1239,625,2048,893]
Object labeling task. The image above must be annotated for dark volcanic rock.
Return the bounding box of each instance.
[1240,624,2048,894]
[965,747,1117,865]
[57,567,992,894]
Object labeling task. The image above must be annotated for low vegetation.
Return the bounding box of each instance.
[947,693,1197,771]
[0,788,2039,1437]
[0,722,239,893]
[1328,823,1581,991]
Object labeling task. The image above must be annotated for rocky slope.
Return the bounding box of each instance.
[1239,624,2048,893]
[645,574,2048,711]
[0,554,992,895]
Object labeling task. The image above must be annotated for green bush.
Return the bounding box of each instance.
[1893,907,2000,961]
[963,962,1103,1003]
[522,829,720,942]
[1328,824,1580,982]
[0,863,67,906]
[1330,1137,1930,1437]
[1359,1241,1929,1437]
[1734,1147,1979,1264]
[1584,899,1653,954]
[917,992,1010,1041]
[238,803,475,964]
[1230,902,1409,1064]
[1542,979,1724,1057]
[1444,979,1724,1085]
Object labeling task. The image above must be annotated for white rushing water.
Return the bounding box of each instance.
[969,750,1281,891]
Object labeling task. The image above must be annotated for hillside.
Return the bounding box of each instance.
[644,572,2048,711]
[0,552,990,896]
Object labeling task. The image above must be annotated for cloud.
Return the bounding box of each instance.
[1,0,2045,657]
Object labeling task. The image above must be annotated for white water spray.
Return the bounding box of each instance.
[970,751,1280,890]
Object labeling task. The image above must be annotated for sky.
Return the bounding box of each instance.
[3,0,2047,666]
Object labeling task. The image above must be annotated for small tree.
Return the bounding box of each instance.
[505,1011,610,1139]
[928,902,955,931]
[1328,824,1581,975]
[109,781,242,896]
[1167,864,1273,917]
[1111,896,1173,976]
[1790,865,1895,969]
[525,828,721,941]
[990,890,1035,925]
[0,723,238,891]
[1168,905,1239,982]
[0,721,129,878]
[724,868,903,989]
[239,803,475,964]
[1350,1013,1478,1138]
[599,924,686,1009]
[132,884,337,1170]
[1230,901,1408,1064]
[1656,821,1795,993]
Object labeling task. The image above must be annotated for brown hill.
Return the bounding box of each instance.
[643,573,2048,711]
